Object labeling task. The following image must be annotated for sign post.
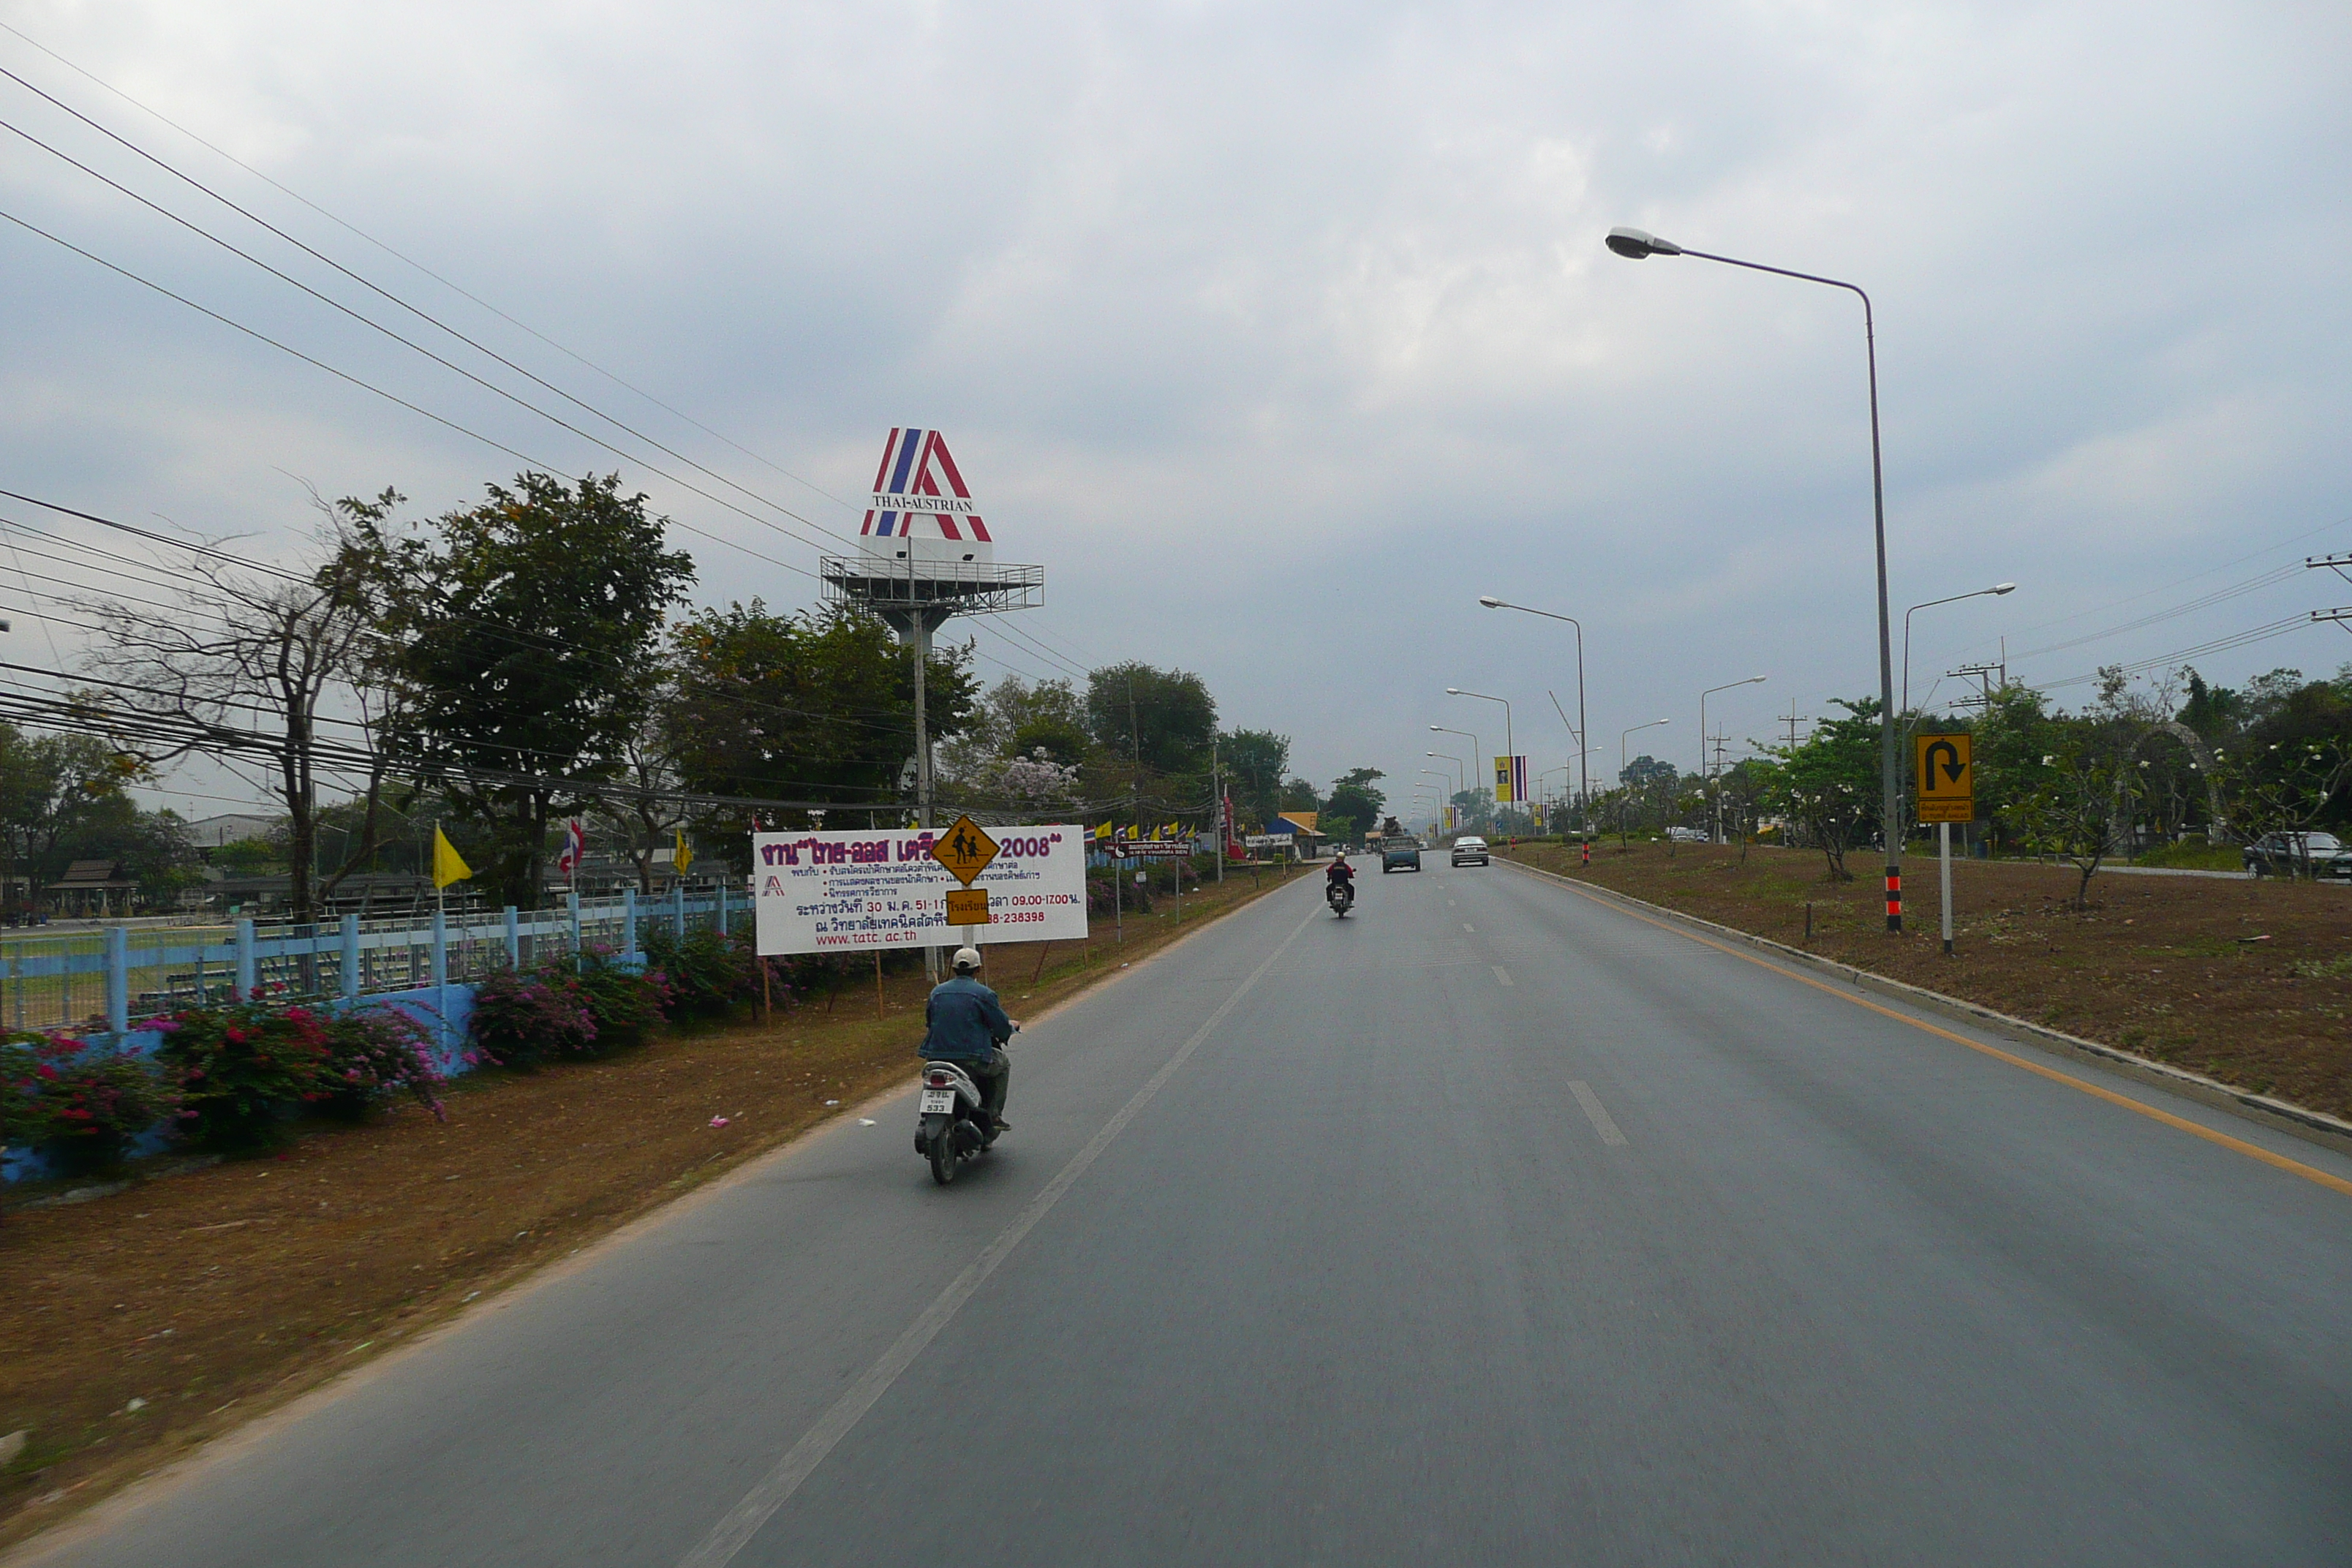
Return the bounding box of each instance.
[1914,733,1975,957]
[929,814,1001,949]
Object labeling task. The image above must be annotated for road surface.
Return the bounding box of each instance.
[22,859,2352,1566]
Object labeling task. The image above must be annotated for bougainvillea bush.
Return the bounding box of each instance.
[467,964,598,1068]
[5,1030,184,1176]
[641,924,760,1018]
[572,946,672,1051]
[157,1004,334,1151]
[320,1005,448,1122]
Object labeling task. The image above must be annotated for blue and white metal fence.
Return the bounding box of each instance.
[1,886,745,1038]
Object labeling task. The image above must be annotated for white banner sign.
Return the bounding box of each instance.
[752,825,1089,955]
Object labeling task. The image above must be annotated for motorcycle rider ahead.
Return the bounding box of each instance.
[1326,853,1357,900]
[922,946,1018,1131]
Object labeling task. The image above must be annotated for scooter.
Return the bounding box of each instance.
[1326,878,1354,916]
[915,1028,1015,1186]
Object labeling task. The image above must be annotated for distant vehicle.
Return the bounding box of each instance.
[1450,836,1490,867]
[1382,840,1423,873]
[2242,832,2352,879]
[1665,826,1708,843]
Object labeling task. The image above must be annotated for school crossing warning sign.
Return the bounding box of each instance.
[1913,732,1975,823]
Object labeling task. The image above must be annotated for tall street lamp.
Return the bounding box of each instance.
[1447,688,1514,818]
[1619,718,1670,840]
[1425,753,1466,794]
[1700,676,1768,843]
[1430,725,1481,793]
[1608,224,1904,931]
[1903,583,2016,717]
[1478,598,1588,821]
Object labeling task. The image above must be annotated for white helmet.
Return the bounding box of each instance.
[952,946,983,973]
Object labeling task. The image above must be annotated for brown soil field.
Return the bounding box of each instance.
[1500,840,2352,1118]
[0,862,1297,1552]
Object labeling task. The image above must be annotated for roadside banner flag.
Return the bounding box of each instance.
[431,825,472,890]
[1493,755,1529,804]
[557,818,585,875]
[1094,821,1112,840]
[674,830,696,875]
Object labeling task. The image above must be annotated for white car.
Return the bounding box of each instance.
[1450,836,1490,867]
[1665,826,1708,843]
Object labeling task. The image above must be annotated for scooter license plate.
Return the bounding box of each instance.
[920,1089,957,1115]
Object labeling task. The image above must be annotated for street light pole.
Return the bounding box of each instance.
[1447,689,1513,824]
[1607,225,1904,930]
[1478,598,1588,825]
[1430,725,1480,802]
[1903,582,2016,718]
[1700,676,1768,844]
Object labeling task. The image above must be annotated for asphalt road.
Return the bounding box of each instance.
[23,858,2352,1567]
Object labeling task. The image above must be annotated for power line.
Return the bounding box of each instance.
[0,109,861,576]
[0,204,821,585]
[0,18,867,524]
[0,75,865,557]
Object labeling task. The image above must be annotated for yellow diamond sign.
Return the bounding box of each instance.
[930,815,1000,887]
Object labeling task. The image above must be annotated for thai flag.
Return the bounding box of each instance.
[557,818,585,875]
[860,427,991,542]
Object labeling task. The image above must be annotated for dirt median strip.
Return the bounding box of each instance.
[1496,848,2352,1164]
[0,864,1302,1556]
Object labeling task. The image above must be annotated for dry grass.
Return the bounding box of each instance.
[0,864,1294,1550]
[1504,840,2352,1117]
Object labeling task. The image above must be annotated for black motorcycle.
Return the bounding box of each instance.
[1326,877,1354,916]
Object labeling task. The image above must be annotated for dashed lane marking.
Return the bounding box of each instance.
[1569,1081,1628,1146]
[1491,965,1514,987]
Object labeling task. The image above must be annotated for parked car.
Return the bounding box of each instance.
[1381,839,1423,872]
[2242,832,2352,879]
[1450,836,1490,867]
[1665,826,1708,843]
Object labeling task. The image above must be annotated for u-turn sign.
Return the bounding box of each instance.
[1914,732,1975,823]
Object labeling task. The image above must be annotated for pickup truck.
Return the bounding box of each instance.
[1381,839,1423,872]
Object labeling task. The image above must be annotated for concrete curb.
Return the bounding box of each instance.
[1499,856,2352,1162]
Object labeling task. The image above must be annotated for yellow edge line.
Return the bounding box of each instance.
[1537,868,2352,1199]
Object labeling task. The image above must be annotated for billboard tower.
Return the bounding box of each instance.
[820,429,1044,964]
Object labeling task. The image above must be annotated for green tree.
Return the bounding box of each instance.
[1760,698,1883,881]
[666,600,978,853]
[1218,729,1291,831]
[353,472,696,908]
[1326,767,1386,840]
[1086,663,1216,776]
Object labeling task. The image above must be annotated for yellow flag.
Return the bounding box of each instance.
[431,825,472,889]
[1093,821,1112,840]
[674,829,695,874]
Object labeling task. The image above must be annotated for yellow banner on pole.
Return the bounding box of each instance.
[674,829,695,874]
[431,825,472,889]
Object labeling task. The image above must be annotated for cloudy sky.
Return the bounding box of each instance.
[1,0,2346,821]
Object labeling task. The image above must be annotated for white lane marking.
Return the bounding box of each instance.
[676,902,1323,1568]
[1491,965,1513,987]
[1569,1081,1627,1147]
[1462,923,1476,932]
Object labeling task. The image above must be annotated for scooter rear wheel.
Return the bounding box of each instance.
[924,1113,958,1186]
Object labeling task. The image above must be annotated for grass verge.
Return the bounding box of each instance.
[0,862,1300,1551]
[1501,840,2352,1120]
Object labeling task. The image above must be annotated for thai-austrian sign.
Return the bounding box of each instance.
[752,825,1088,955]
